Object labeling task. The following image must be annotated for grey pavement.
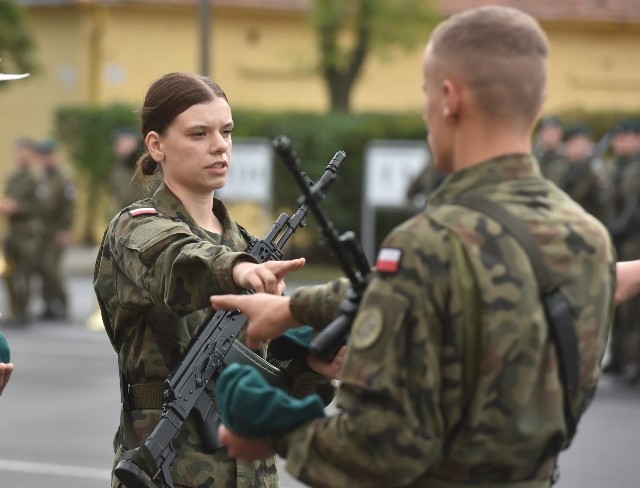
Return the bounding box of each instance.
[0,247,638,487]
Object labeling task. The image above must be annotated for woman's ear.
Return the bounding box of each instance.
[145,131,163,163]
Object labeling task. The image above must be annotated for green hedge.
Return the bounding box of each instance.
[54,105,640,253]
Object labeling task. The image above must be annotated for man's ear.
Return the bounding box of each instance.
[442,78,461,117]
[145,131,163,163]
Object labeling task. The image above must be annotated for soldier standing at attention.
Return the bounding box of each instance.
[605,120,640,382]
[212,6,616,487]
[93,72,333,488]
[533,115,565,182]
[110,126,159,211]
[0,138,43,325]
[34,139,76,320]
[555,124,606,223]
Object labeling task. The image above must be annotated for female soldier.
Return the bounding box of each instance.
[93,72,313,488]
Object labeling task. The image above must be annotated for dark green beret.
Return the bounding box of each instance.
[539,115,563,128]
[37,138,58,153]
[0,333,10,363]
[563,123,591,142]
[215,363,325,438]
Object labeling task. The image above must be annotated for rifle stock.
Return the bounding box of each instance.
[114,142,346,488]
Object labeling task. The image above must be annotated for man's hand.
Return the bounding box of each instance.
[307,345,347,380]
[218,425,274,461]
[615,260,640,305]
[0,363,14,396]
[232,258,305,295]
[210,294,300,349]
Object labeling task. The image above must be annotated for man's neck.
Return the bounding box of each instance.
[452,116,533,171]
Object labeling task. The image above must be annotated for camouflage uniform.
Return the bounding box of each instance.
[35,166,76,317]
[111,143,159,211]
[2,166,42,322]
[555,158,606,223]
[271,154,615,487]
[94,183,331,488]
[607,155,640,379]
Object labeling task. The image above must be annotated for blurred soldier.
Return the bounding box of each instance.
[35,139,76,320]
[555,124,606,222]
[605,119,640,382]
[533,115,564,182]
[110,126,158,211]
[405,159,446,213]
[0,138,43,325]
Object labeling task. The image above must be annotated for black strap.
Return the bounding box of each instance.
[455,196,579,440]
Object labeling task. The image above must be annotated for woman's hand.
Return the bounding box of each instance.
[232,258,305,295]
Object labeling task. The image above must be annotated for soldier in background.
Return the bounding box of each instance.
[533,115,564,182]
[110,126,158,211]
[405,158,446,214]
[605,119,640,383]
[555,123,606,222]
[34,139,76,320]
[0,138,43,325]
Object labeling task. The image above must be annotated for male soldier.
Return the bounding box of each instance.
[405,158,447,214]
[533,115,564,182]
[34,139,76,320]
[605,120,640,382]
[554,124,606,222]
[110,126,158,211]
[0,138,42,325]
[211,6,615,487]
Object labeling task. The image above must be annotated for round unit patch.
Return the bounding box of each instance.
[351,308,384,350]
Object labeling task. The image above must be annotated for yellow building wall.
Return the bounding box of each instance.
[1,4,640,241]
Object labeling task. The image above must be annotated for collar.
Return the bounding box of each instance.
[428,153,541,206]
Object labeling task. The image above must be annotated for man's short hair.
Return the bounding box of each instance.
[429,6,549,124]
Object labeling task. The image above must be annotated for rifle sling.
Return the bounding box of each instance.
[127,340,291,410]
[454,196,580,439]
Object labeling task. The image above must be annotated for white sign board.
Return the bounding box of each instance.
[361,140,430,260]
[364,140,429,208]
[216,138,273,203]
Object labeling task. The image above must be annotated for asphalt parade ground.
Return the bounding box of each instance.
[0,247,639,488]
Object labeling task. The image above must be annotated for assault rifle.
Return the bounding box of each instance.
[113,144,347,488]
[272,135,372,358]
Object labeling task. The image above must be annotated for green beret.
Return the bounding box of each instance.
[215,363,325,438]
[37,138,58,154]
[563,123,591,142]
[0,333,10,363]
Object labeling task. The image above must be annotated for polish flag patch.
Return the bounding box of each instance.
[376,248,403,273]
[129,207,158,217]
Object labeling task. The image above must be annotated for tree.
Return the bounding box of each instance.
[309,0,439,112]
[0,0,38,82]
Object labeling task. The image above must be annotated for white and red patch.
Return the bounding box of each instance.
[376,247,403,273]
[129,207,158,217]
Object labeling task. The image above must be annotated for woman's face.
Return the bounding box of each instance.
[154,97,233,195]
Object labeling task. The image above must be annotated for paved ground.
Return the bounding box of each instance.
[0,246,638,487]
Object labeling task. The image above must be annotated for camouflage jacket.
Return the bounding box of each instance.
[609,156,640,259]
[3,167,42,244]
[94,183,280,488]
[35,166,76,235]
[275,154,615,487]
